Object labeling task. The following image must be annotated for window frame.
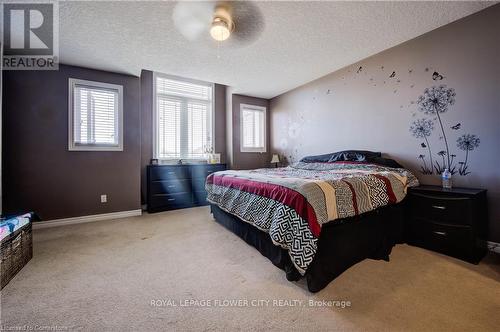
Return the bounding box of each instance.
[240,103,267,153]
[68,78,123,151]
[153,72,215,161]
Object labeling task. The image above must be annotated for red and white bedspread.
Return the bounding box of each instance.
[206,161,418,274]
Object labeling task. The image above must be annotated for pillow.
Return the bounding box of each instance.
[300,150,381,163]
[370,157,404,168]
[327,150,382,162]
[300,152,337,163]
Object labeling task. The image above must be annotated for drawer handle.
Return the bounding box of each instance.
[167,198,175,202]
[431,205,446,210]
[168,171,175,175]
[167,185,175,188]
[433,231,447,236]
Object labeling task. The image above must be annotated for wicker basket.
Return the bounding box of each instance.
[1,222,33,289]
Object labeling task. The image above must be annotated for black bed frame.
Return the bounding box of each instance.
[210,203,406,292]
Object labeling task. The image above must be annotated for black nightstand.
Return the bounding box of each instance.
[406,185,488,264]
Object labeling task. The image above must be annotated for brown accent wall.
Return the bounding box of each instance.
[214,84,227,162]
[270,5,500,241]
[140,70,154,205]
[2,65,141,219]
[231,94,270,170]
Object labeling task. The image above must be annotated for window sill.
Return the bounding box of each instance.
[240,149,267,153]
[69,144,123,152]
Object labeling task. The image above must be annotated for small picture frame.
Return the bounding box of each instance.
[211,153,221,164]
[150,158,159,165]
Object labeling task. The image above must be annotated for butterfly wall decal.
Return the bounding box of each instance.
[432,71,444,80]
[451,123,461,130]
[389,71,396,78]
[421,142,427,148]
[356,66,362,73]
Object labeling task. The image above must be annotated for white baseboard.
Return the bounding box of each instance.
[487,241,500,254]
[33,209,142,229]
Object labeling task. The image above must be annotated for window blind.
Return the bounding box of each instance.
[73,85,118,146]
[155,76,213,160]
[241,105,265,152]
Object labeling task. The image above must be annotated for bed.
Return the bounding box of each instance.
[206,150,419,292]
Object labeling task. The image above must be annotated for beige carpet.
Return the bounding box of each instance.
[1,206,499,331]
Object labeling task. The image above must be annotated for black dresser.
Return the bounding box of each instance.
[406,185,488,263]
[147,163,226,213]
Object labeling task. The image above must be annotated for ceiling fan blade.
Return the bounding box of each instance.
[172,1,265,48]
[226,1,264,46]
[172,1,214,41]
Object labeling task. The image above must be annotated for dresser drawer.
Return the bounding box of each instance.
[150,193,192,210]
[150,179,190,195]
[191,165,226,179]
[408,218,475,260]
[149,166,190,181]
[410,193,473,225]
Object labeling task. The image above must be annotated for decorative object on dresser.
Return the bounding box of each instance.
[1,213,33,289]
[406,185,487,264]
[147,163,226,213]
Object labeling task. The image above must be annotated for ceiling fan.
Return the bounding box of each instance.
[172,1,264,47]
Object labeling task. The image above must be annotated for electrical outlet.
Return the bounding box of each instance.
[100,194,107,203]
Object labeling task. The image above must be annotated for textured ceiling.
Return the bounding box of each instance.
[59,1,495,99]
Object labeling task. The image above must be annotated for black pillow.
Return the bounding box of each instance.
[300,152,337,163]
[327,150,382,162]
[300,150,382,163]
[370,157,404,168]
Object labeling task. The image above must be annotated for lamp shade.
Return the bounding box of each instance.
[270,154,280,164]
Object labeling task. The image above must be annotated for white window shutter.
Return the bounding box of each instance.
[240,104,266,153]
[69,79,123,151]
[155,76,213,160]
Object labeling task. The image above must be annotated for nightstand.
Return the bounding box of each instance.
[406,185,488,264]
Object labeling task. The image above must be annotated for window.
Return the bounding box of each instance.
[68,78,123,151]
[240,104,266,153]
[154,74,213,160]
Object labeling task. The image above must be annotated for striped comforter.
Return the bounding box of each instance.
[206,161,418,274]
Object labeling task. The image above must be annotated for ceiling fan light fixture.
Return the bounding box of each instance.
[210,17,231,41]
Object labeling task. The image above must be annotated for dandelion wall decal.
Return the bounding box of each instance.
[457,134,480,175]
[416,85,456,169]
[409,73,481,176]
[416,85,456,115]
[435,150,448,174]
[410,118,435,174]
